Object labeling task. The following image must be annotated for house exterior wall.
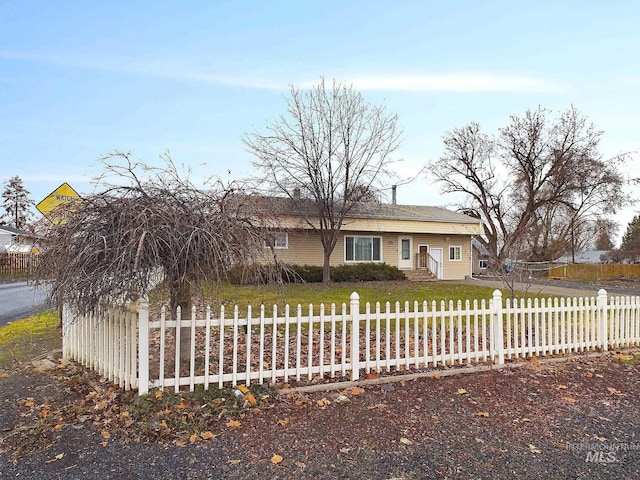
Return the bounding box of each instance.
[272,230,475,280]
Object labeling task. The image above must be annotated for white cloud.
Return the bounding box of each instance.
[2,50,565,94]
[306,74,565,94]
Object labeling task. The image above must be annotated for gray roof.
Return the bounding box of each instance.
[0,225,26,235]
[262,196,482,225]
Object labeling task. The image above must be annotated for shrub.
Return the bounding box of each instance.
[331,263,406,282]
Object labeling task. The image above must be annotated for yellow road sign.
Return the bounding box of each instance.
[36,182,81,224]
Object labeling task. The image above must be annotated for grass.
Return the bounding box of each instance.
[151,280,514,318]
[0,311,60,368]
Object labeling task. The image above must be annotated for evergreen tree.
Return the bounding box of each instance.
[1,176,34,229]
[620,215,640,252]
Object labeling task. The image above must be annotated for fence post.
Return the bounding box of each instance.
[491,290,505,365]
[597,289,608,352]
[138,297,150,395]
[350,292,360,381]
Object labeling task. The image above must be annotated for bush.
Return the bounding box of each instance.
[331,263,406,282]
[227,262,405,284]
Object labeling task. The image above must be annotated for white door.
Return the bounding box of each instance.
[430,247,444,279]
[398,236,413,270]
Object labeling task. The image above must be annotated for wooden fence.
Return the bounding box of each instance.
[61,289,640,395]
[0,252,39,277]
[549,263,640,280]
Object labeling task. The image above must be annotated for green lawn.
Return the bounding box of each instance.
[0,311,60,368]
[152,280,512,317]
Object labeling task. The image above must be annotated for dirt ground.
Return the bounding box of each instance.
[1,346,639,479]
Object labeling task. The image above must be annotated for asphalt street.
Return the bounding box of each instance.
[0,281,51,326]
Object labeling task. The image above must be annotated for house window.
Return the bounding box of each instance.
[449,246,462,261]
[345,236,382,262]
[266,232,288,249]
[479,259,488,270]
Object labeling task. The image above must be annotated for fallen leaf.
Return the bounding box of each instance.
[457,388,468,395]
[364,373,378,380]
[529,444,542,454]
[476,412,490,417]
[101,441,108,447]
[175,401,187,410]
[563,397,577,404]
[607,387,622,395]
[101,430,110,439]
[271,454,283,464]
[433,374,441,380]
[277,418,289,426]
[226,420,241,428]
[53,424,64,431]
[175,440,186,447]
[45,453,65,463]
[367,403,387,410]
[228,459,241,465]
[155,391,163,400]
[531,356,539,367]
[236,385,249,394]
[189,434,198,443]
[245,393,257,406]
[595,436,607,442]
[317,398,331,407]
[559,385,568,390]
[350,386,365,395]
[586,372,594,378]
[200,431,216,440]
[160,420,168,429]
[24,400,34,408]
[400,437,413,445]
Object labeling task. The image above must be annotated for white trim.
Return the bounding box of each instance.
[344,235,383,263]
[449,245,462,262]
[398,236,413,270]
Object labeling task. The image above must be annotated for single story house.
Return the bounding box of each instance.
[262,197,484,280]
[0,225,40,254]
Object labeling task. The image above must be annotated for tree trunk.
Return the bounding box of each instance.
[322,249,332,284]
[170,278,192,364]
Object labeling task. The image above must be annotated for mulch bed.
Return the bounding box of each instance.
[1,350,639,479]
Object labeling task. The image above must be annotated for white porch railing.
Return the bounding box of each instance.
[61,289,640,395]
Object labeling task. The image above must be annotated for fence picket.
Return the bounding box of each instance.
[61,288,640,395]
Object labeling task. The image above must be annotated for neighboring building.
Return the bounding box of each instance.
[263,198,484,280]
[0,225,39,254]
[555,250,610,264]
[471,237,491,276]
[0,225,26,247]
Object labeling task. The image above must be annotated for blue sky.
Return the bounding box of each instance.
[1,1,639,240]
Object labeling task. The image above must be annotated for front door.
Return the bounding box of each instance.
[430,247,444,279]
[398,236,413,270]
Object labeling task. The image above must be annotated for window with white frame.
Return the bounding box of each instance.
[266,232,288,249]
[479,259,488,270]
[449,245,462,261]
[345,236,382,262]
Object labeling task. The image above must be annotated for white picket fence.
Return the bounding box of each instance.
[61,289,640,395]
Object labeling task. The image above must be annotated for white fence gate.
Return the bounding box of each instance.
[61,289,640,395]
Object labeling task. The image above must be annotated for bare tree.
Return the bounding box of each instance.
[2,176,34,229]
[432,106,631,266]
[244,78,401,282]
[36,152,279,357]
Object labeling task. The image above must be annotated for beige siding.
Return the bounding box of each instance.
[272,230,474,280]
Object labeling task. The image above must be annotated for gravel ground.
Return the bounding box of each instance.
[1,349,639,479]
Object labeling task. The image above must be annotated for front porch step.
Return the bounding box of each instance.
[403,269,437,282]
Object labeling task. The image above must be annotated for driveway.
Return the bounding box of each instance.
[0,280,51,326]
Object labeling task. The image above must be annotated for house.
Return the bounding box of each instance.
[0,225,39,254]
[555,250,610,264]
[0,225,24,246]
[471,237,491,276]
[262,198,484,280]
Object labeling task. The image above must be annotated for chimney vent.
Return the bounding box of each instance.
[391,185,397,205]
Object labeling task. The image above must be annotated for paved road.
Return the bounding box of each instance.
[0,281,51,326]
